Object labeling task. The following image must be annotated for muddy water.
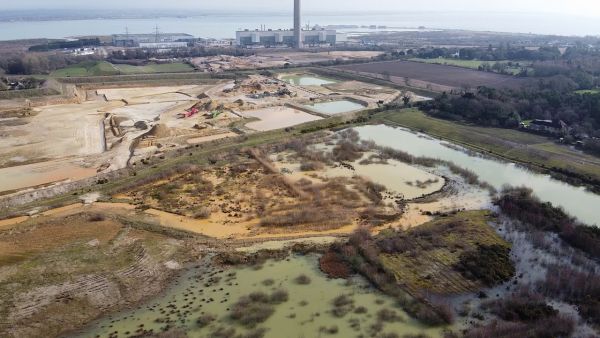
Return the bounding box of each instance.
[0,160,98,193]
[303,100,365,115]
[281,75,337,86]
[326,159,445,200]
[78,255,447,338]
[355,125,600,226]
[272,153,445,200]
[244,106,322,131]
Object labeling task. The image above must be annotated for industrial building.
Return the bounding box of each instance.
[236,0,339,48]
[138,42,189,49]
[112,33,195,47]
[235,29,338,48]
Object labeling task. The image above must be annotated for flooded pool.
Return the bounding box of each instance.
[243,106,322,131]
[303,100,366,115]
[281,75,337,86]
[78,255,447,338]
[355,125,600,226]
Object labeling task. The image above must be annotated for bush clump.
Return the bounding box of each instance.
[492,299,557,322]
[196,314,216,328]
[192,207,211,219]
[319,251,353,279]
[454,244,515,287]
[331,295,355,318]
[300,161,324,172]
[294,274,312,285]
[496,187,600,260]
[230,290,289,328]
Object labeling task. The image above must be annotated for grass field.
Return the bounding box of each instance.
[377,109,600,182]
[113,63,194,74]
[51,61,119,77]
[409,58,530,76]
[409,58,488,69]
[575,89,600,95]
[379,210,509,295]
[51,61,194,77]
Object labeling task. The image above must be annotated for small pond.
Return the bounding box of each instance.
[303,100,366,115]
[282,74,337,86]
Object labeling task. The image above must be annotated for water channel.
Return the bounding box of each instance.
[354,124,600,226]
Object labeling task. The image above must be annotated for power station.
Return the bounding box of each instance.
[235,0,341,48]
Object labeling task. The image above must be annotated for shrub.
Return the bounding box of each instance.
[269,289,289,304]
[431,301,455,324]
[454,244,515,287]
[332,140,363,162]
[192,207,211,219]
[240,328,267,338]
[87,213,105,222]
[489,296,557,322]
[465,315,575,338]
[299,161,324,172]
[294,274,311,285]
[495,187,600,260]
[319,251,352,278]
[377,308,403,322]
[331,294,355,318]
[210,327,237,338]
[230,294,275,328]
[262,279,275,286]
[320,325,339,335]
[354,306,368,314]
[196,314,216,328]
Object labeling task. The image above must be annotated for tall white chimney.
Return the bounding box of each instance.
[294,0,302,48]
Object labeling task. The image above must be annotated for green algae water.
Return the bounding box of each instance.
[77,255,447,338]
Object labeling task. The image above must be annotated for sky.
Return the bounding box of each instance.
[2,0,600,18]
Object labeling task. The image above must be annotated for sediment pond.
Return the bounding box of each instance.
[355,125,600,226]
[303,100,365,115]
[281,75,337,86]
[78,255,447,338]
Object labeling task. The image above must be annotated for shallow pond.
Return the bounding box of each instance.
[355,125,600,226]
[244,106,322,131]
[303,100,366,115]
[281,75,337,86]
[77,255,447,338]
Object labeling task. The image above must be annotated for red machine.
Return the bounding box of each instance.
[177,107,199,119]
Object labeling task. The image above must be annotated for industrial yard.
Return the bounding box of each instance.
[0,70,412,197]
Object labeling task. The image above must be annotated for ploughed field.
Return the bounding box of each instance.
[336,60,532,90]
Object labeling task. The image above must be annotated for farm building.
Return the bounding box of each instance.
[524,119,569,136]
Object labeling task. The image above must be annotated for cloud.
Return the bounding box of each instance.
[3,0,600,17]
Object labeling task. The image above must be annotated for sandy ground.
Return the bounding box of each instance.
[0,101,121,164]
[243,106,322,131]
[0,85,210,194]
[97,86,197,101]
[0,159,97,193]
[191,51,384,73]
[186,132,238,144]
